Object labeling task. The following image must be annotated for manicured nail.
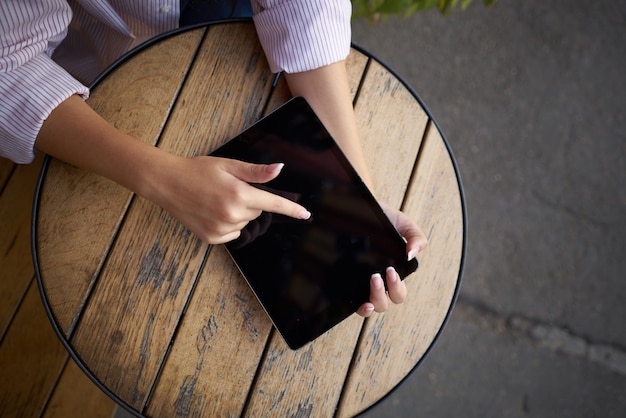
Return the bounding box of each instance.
[364,306,374,314]
[269,163,284,173]
[407,248,417,261]
[386,267,397,282]
[299,210,311,220]
[372,273,383,289]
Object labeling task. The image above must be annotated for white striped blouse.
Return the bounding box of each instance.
[0,0,351,164]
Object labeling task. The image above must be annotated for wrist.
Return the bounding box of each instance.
[121,143,178,204]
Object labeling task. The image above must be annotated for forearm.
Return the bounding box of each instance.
[252,1,364,179]
[35,95,168,198]
[284,62,375,190]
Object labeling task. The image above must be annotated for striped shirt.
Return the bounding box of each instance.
[0,0,351,164]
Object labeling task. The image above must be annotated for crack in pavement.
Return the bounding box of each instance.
[454,295,626,376]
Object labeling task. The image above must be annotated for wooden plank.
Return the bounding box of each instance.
[0,281,68,417]
[43,358,116,418]
[346,49,369,99]
[35,28,206,337]
[337,124,464,417]
[354,60,429,207]
[0,153,44,340]
[69,194,208,411]
[157,24,276,157]
[144,246,273,417]
[69,23,276,413]
[244,315,364,416]
[0,157,14,192]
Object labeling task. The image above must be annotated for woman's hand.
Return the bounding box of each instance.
[146,155,311,244]
[356,204,428,317]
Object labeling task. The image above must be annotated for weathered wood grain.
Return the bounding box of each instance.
[0,153,44,339]
[244,314,364,417]
[35,28,206,337]
[354,59,429,207]
[69,195,207,409]
[337,124,464,417]
[160,23,276,157]
[0,281,68,417]
[0,157,14,191]
[43,359,116,418]
[346,49,369,99]
[145,245,273,417]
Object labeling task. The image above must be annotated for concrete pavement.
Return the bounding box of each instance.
[353,1,626,417]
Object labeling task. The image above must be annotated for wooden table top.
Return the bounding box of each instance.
[33,21,465,417]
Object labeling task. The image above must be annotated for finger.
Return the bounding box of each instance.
[386,267,407,304]
[369,273,388,313]
[222,160,311,221]
[223,205,263,225]
[403,222,428,261]
[356,303,375,317]
[248,186,311,221]
[224,159,286,184]
[201,229,242,245]
[200,216,251,244]
[217,230,242,244]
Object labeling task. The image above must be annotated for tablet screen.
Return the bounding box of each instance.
[210,97,418,349]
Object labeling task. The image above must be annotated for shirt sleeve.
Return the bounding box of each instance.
[0,0,89,164]
[251,0,352,73]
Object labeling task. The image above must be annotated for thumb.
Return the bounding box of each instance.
[402,222,428,260]
[224,160,285,184]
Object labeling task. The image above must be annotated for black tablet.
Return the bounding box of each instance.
[210,97,418,349]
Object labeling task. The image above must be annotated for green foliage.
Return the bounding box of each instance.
[352,0,497,22]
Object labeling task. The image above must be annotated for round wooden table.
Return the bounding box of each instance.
[33,21,465,417]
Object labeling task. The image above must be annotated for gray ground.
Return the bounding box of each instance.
[353,0,626,417]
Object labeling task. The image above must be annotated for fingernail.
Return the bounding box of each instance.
[299,210,311,220]
[386,267,397,282]
[372,273,383,289]
[269,163,284,173]
[364,306,374,314]
[407,248,417,261]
